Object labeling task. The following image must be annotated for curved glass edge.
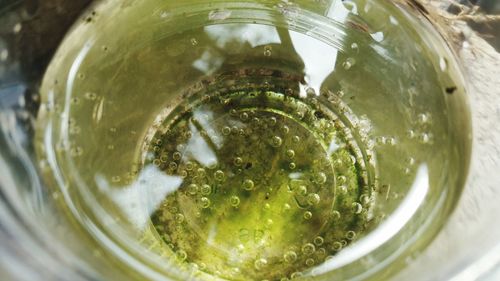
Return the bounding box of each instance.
[392,1,500,280]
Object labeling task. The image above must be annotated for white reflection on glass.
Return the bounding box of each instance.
[192,49,224,75]
[192,107,222,149]
[95,165,182,229]
[204,24,281,49]
[311,164,430,275]
[185,121,218,167]
[326,0,351,22]
[289,31,338,96]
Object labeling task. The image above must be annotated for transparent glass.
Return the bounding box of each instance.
[0,0,499,281]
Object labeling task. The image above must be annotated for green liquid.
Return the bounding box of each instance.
[35,0,471,280]
[146,84,372,280]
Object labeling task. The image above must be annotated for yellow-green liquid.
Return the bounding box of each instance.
[35,0,471,280]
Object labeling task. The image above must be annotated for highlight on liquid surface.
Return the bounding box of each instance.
[35,0,471,280]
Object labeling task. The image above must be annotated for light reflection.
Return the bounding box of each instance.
[311,164,430,275]
[185,121,217,167]
[95,165,182,230]
[289,31,338,96]
[192,49,224,75]
[204,24,281,49]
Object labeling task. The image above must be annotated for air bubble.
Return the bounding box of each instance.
[197,168,206,177]
[176,250,187,261]
[342,58,356,70]
[346,230,356,240]
[271,136,283,147]
[419,133,431,144]
[302,243,316,255]
[297,185,307,196]
[338,185,348,194]
[417,113,430,125]
[306,87,316,96]
[84,92,97,100]
[222,126,231,135]
[337,175,347,184]
[314,236,324,246]
[351,42,359,52]
[187,184,198,195]
[243,179,255,190]
[214,170,225,181]
[292,135,300,143]
[200,197,211,208]
[352,202,363,214]
[264,46,272,57]
[303,211,312,220]
[315,172,327,184]
[289,162,296,170]
[175,213,185,223]
[284,251,297,263]
[234,157,243,166]
[190,38,198,46]
[331,210,341,220]
[185,161,194,170]
[173,152,182,160]
[254,258,268,270]
[230,196,240,207]
[201,184,212,195]
[307,193,320,205]
[332,242,343,251]
[240,112,249,121]
[286,149,295,159]
[70,147,83,157]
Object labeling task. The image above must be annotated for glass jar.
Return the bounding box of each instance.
[0,0,499,280]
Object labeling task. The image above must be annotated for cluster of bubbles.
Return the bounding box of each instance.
[142,81,375,280]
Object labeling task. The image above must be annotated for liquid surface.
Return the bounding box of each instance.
[35,0,471,280]
[146,85,371,279]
